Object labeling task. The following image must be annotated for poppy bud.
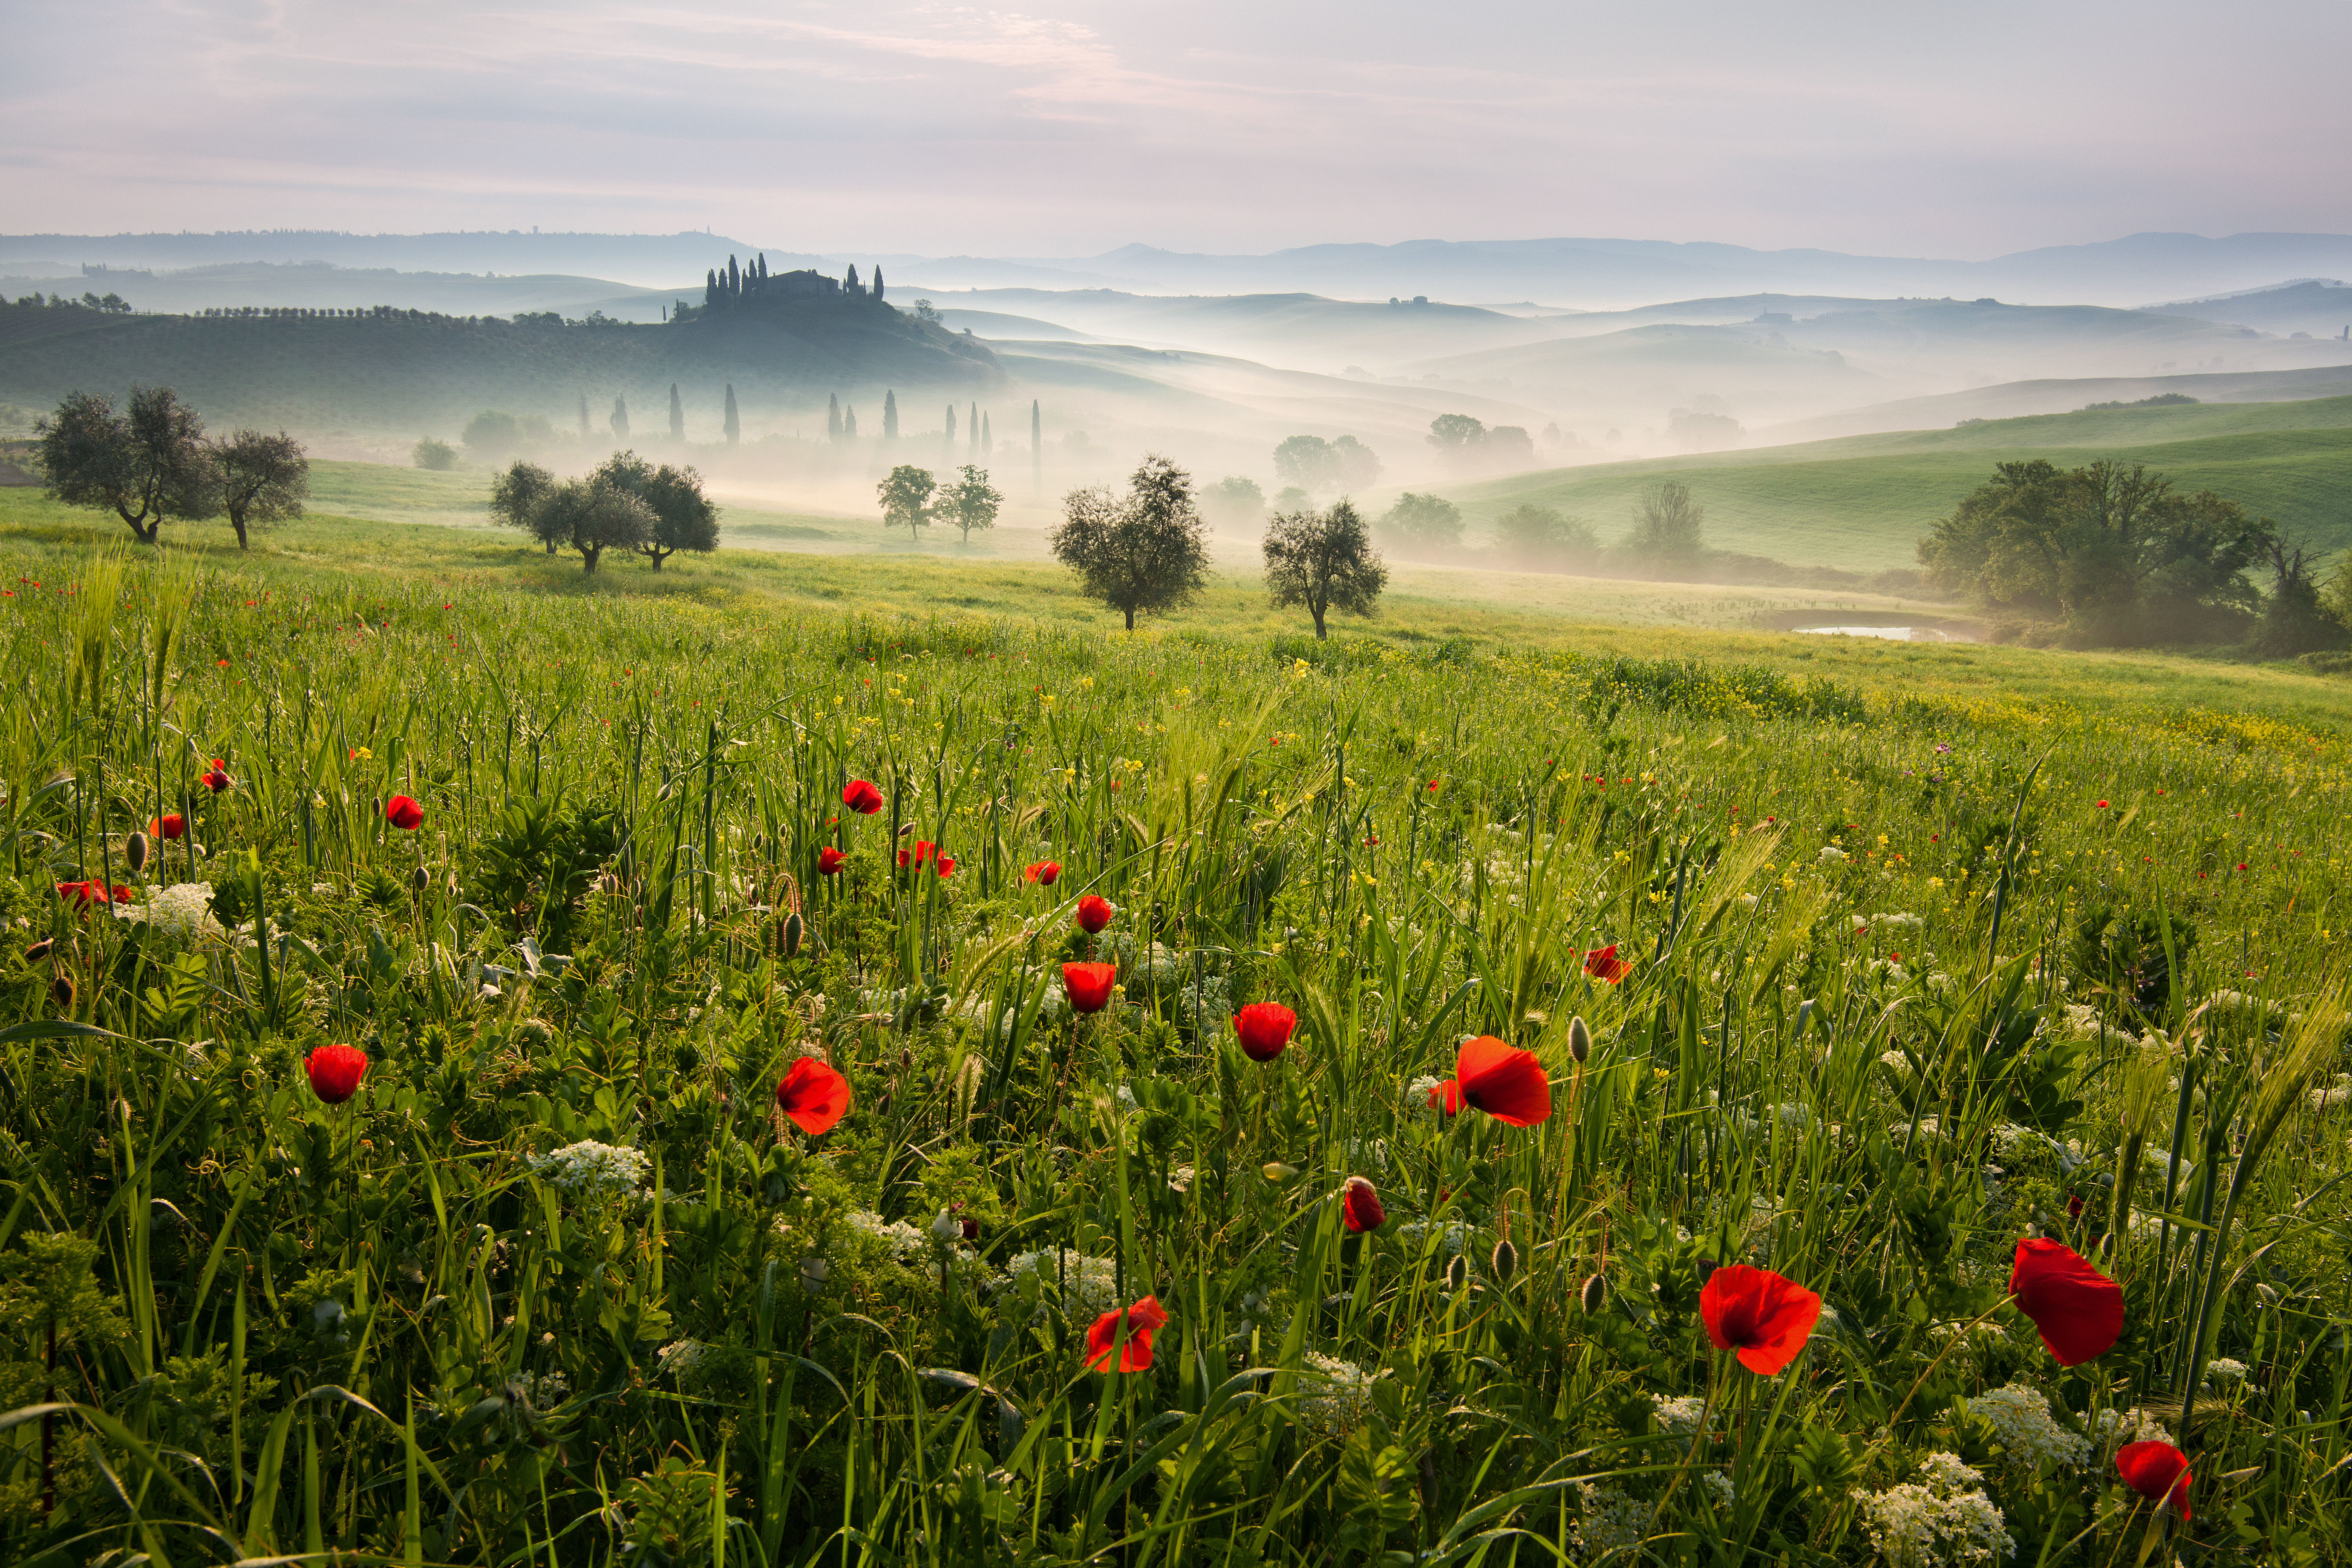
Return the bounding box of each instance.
[411,865,431,892]
[25,937,54,963]
[1445,1254,1468,1291]
[1490,1238,1519,1282]
[1580,1272,1608,1313]
[898,1046,912,1069]
[124,830,150,874]
[1568,1015,1591,1064]
[781,912,803,960]
[50,972,75,1009]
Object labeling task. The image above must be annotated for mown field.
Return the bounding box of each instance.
[1430,395,2352,571]
[0,492,2346,1565]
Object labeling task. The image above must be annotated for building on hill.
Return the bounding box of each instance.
[700,254,880,312]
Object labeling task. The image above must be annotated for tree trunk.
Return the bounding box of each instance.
[232,514,250,550]
[1124,606,1136,631]
[646,550,665,570]
[582,547,600,574]
[545,539,559,555]
[1313,603,1327,639]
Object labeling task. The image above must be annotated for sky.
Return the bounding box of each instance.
[6,0,2349,259]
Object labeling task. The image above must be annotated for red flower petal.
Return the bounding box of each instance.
[1699,1263,1821,1375]
[385,794,424,831]
[1341,1176,1385,1232]
[1455,1035,1553,1126]
[2116,1441,2191,1520]
[1063,962,1118,1014]
[842,779,884,816]
[1084,1295,1169,1372]
[1427,1078,1464,1115]
[775,1056,851,1135]
[817,847,846,874]
[1232,1002,1297,1061]
[2009,1238,2123,1366]
[1075,894,1115,934]
[1581,945,1631,984]
[305,1043,369,1105]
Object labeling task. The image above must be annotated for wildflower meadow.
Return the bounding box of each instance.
[0,542,2347,1565]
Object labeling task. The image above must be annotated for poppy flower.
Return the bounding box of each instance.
[305,1043,369,1105]
[1341,1176,1385,1233]
[1075,894,1115,934]
[1024,860,1061,885]
[1427,1078,1465,1115]
[775,1056,851,1135]
[1452,1035,1553,1126]
[149,813,187,841]
[1232,1001,1297,1062]
[2009,1238,2123,1364]
[2116,1441,2191,1519]
[384,795,424,831]
[1582,945,1631,984]
[935,854,956,877]
[817,847,846,874]
[1699,1263,1822,1375]
[55,880,133,909]
[201,767,232,793]
[897,839,936,869]
[1084,1295,1169,1372]
[1062,961,1117,1014]
[842,779,884,815]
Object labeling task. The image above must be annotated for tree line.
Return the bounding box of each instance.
[32,386,308,548]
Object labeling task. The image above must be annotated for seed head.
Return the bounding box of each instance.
[411,865,431,893]
[124,831,150,874]
[25,937,55,963]
[1568,1015,1591,1064]
[1579,1272,1607,1314]
[1490,1238,1519,1283]
[781,911,804,960]
[1444,1254,1468,1291]
[50,971,75,1009]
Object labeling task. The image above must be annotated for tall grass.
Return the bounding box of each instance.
[0,540,2344,1565]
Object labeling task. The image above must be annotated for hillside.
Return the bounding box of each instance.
[1423,393,2352,571]
[0,293,998,437]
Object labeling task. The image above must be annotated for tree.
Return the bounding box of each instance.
[1264,499,1388,639]
[1273,435,1338,493]
[1625,481,1706,573]
[597,450,720,569]
[1378,493,1463,552]
[912,298,941,323]
[1493,504,1599,571]
[876,465,937,540]
[1484,426,1537,467]
[670,383,686,441]
[412,436,455,470]
[490,459,562,553]
[938,465,1003,544]
[1202,476,1266,533]
[1427,413,1487,452]
[533,478,653,574]
[873,268,885,301]
[1917,459,2273,644]
[2252,538,2346,658]
[578,392,591,436]
[610,396,630,443]
[210,429,308,549]
[462,410,553,462]
[1049,455,1213,632]
[844,406,858,439]
[981,412,992,455]
[969,403,980,458]
[883,390,899,440]
[1330,435,1381,490]
[722,384,738,445]
[34,386,216,544]
[827,395,842,444]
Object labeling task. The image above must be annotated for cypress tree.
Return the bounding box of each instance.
[756,253,768,285]
[610,396,629,442]
[723,384,739,445]
[845,264,861,295]
[844,406,858,439]
[704,269,719,308]
[945,404,957,461]
[981,412,991,455]
[728,255,741,295]
[873,268,885,301]
[882,390,899,440]
[578,392,590,435]
[827,394,842,444]
[969,403,980,457]
[669,383,684,441]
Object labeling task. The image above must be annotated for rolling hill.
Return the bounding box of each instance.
[1418,394,2352,572]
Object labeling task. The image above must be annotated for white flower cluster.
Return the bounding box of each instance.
[2091,1407,2173,1452]
[1005,1248,1121,1317]
[1572,1480,1650,1555]
[529,1141,651,1201]
[2307,1075,2352,1111]
[1652,1393,1710,1435]
[1407,1075,1444,1111]
[1296,1352,1382,1441]
[509,1369,570,1408]
[655,1339,712,1381]
[1856,1452,2015,1567]
[845,1209,930,1263]
[1818,845,1848,864]
[1396,1218,1469,1255]
[1967,1384,2090,1469]
[1174,970,1232,1037]
[2206,1358,2251,1385]
[1701,1471,1736,1507]
[1873,912,1926,931]
[118,882,225,942]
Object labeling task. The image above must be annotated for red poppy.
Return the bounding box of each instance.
[1062,962,1117,1014]
[898,839,936,869]
[1025,860,1061,885]
[2116,1441,2191,1520]
[817,847,846,875]
[1084,1294,1170,1372]
[775,1056,852,1135]
[1232,1002,1297,1062]
[935,854,956,877]
[1341,1176,1385,1233]
[305,1043,369,1105]
[1453,1035,1553,1126]
[149,813,186,841]
[1427,1078,1465,1115]
[385,795,424,830]
[1699,1263,1821,1375]
[1075,894,1115,934]
[1582,945,1631,984]
[2009,1238,2123,1365]
[201,768,232,793]
[842,779,884,815]
[2095,799,2110,810]
[55,880,133,909]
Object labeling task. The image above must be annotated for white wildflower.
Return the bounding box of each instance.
[845,1210,929,1263]
[2205,1358,2249,1385]
[1407,1075,1444,1112]
[1005,1248,1121,1317]
[1168,1164,1195,1194]
[1396,1218,1469,1255]
[117,882,225,942]
[2307,1075,2352,1111]
[1819,846,1848,864]
[1737,893,1760,909]
[1296,1353,1382,1441]
[655,1340,712,1382]
[2091,1407,2173,1453]
[1701,1470,1736,1507]
[1856,1450,2015,1567]
[529,1141,651,1201]
[1653,1393,1710,1435]
[1967,1384,2090,1469]
[510,1369,570,1408]
[1573,1481,1649,1555]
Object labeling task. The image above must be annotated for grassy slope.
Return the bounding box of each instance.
[1428,395,2352,569]
[9,479,2349,735]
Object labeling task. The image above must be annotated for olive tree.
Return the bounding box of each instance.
[1264,499,1388,639]
[210,429,309,549]
[35,386,216,544]
[937,464,1003,544]
[876,464,936,540]
[1049,455,1212,632]
[533,478,654,574]
[596,450,720,568]
[491,460,561,553]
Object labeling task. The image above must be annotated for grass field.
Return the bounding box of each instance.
[1429,395,2352,571]
[0,477,2347,1565]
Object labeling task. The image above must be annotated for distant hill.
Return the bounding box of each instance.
[1410,394,2352,572]
[2142,279,2352,340]
[0,294,998,437]
[0,230,802,289]
[0,260,686,323]
[1760,363,2352,442]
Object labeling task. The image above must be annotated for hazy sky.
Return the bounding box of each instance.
[7,0,2348,257]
